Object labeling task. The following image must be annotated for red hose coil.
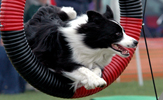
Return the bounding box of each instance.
[72,17,142,98]
[0,0,143,98]
[0,0,25,31]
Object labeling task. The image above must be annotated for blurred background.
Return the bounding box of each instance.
[0,0,163,100]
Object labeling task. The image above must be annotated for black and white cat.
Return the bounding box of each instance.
[25,5,138,90]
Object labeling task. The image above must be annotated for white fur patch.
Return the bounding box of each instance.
[91,66,102,77]
[59,15,115,70]
[59,13,137,90]
[110,20,137,48]
[61,7,77,20]
[118,32,137,48]
[59,15,114,90]
[63,67,107,90]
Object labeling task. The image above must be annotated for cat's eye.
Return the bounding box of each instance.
[116,32,122,36]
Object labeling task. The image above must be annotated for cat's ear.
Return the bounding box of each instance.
[87,11,104,24]
[103,5,114,19]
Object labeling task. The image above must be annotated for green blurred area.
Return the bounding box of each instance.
[1,78,163,100]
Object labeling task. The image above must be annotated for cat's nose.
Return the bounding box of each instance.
[134,40,138,46]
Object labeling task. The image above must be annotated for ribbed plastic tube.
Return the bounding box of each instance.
[0,0,74,98]
[0,0,143,98]
[72,0,143,98]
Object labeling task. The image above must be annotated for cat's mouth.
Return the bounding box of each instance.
[111,44,129,57]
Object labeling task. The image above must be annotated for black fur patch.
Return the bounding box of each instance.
[25,5,124,73]
[25,5,81,73]
[78,11,123,49]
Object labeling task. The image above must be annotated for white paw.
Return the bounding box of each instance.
[91,67,102,77]
[62,67,107,91]
[81,73,107,90]
[61,7,77,20]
